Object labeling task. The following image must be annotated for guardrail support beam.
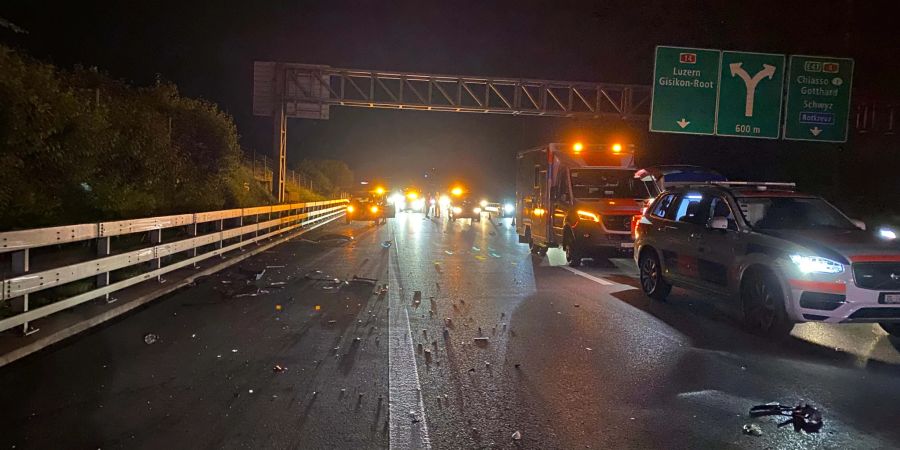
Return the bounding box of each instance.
[96,237,115,303]
[9,249,38,335]
[150,229,162,281]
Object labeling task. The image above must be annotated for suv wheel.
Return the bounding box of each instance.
[741,271,793,338]
[563,228,581,267]
[879,323,900,337]
[639,250,670,301]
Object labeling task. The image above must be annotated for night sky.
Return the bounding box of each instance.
[3,0,897,200]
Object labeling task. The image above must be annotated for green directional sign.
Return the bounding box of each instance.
[650,46,721,135]
[716,51,785,139]
[784,55,854,142]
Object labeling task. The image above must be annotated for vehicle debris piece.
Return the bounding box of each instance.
[266,265,285,269]
[381,240,393,248]
[255,269,266,280]
[351,275,378,285]
[143,333,159,345]
[749,402,823,433]
[270,281,287,286]
[512,430,522,440]
[273,365,287,373]
[742,424,763,436]
[473,337,490,345]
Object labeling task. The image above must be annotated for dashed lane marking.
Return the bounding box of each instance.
[388,224,431,449]
[560,265,615,285]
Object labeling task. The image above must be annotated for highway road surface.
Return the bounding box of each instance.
[2,213,900,449]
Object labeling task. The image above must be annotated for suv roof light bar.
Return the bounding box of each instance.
[709,181,797,189]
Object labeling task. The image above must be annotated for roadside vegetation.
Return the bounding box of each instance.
[0,45,351,230]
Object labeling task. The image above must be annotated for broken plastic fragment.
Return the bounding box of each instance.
[512,430,522,440]
[381,240,393,248]
[143,333,159,345]
[273,365,287,373]
[742,424,762,436]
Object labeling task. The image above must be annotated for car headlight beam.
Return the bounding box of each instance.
[789,254,844,274]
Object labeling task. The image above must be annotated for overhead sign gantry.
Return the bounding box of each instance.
[252,62,651,201]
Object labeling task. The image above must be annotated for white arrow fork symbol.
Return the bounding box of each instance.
[730,63,776,117]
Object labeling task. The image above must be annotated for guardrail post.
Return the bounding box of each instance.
[237,215,245,250]
[188,222,199,267]
[214,219,224,253]
[150,229,162,281]
[9,249,38,336]
[96,237,115,303]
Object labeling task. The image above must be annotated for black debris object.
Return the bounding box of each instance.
[749,402,823,433]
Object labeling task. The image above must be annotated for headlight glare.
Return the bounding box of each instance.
[789,254,844,274]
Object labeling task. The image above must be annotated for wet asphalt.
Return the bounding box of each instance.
[2,212,900,449]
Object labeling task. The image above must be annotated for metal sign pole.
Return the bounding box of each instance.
[272,64,287,203]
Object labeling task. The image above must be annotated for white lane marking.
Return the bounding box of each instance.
[560,265,615,285]
[388,230,431,449]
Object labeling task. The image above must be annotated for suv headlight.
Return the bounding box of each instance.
[577,210,600,222]
[473,207,482,214]
[789,254,844,274]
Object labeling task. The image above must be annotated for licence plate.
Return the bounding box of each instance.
[882,293,900,304]
[620,242,635,248]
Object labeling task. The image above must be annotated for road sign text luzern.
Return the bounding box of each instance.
[716,51,785,139]
[650,46,721,135]
[784,55,854,142]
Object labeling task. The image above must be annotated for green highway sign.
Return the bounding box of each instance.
[784,55,854,142]
[716,51,785,139]
[650,46,721,135]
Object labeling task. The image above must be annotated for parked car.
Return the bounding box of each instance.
[634,181,900,338]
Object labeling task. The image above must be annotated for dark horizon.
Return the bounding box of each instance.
[3,0,898,200]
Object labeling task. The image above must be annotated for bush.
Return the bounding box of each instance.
[0,45,275,230]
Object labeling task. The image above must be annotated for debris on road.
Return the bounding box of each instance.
[143,333,159,345]
[585,347,593,351]
[234,288,269,298]
[315,305,321,311]
[273,364,287,373]
[255,269,266,280]
[381,240,393,248]
[350,275,378,285]
[512,430,522,440]
[742,424,763,436]
[750,402,824,433]
[269,281,287,286]
[473,337,490,346]
[266,265,285,269]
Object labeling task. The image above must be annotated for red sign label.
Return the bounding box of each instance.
[822,62,840,73]
[679,53,697,64]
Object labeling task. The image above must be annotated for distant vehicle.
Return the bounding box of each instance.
[515,142,649,266]
[346,189,394,224]
[634,182,900,338]
[631,165,727,238]
[482,200,514,218]
[449,196,481,222]
[399,189,426,212]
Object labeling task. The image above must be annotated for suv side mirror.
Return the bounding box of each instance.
[708,216,729,230]
[850,218,866,230]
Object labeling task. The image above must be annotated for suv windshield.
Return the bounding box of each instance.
[571,169,649,199]
[736,196,857,230]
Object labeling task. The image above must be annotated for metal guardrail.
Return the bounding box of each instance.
[0,199,348,335]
